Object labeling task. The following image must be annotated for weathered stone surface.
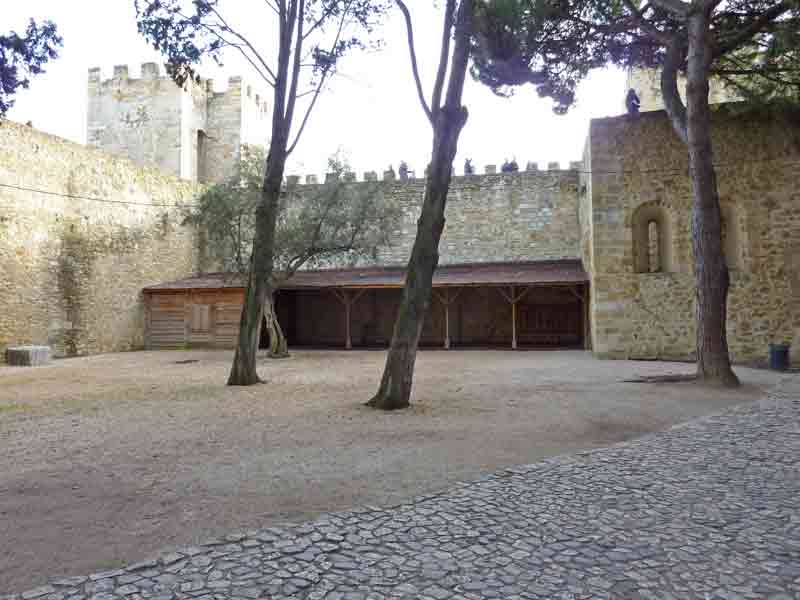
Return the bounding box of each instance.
[5,346,51,366]
[628,67,739,113]
[0,121,207,361]
[14,377,800,599]
[87,65,268,184]
[584,107,800,367]
[3,89,798,368]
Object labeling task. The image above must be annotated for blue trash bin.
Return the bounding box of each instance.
[769,343,790,371]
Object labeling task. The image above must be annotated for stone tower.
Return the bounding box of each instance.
[625,67,740,113]
[87,63,269,183]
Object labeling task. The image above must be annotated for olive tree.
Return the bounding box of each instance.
[136,0,389,385]
[185,147,400,358]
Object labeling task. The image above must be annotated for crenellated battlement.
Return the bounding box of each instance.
[88,64,269,117]
[285,160,582,187]
[87,64,269,183]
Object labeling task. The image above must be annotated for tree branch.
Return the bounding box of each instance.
[206,5,279,84]
[712,0,791,58]
[286,76,329,155]
[431,0,456,117]
[303,2,340,41]
[660,36,688,144]
[287,4,351,155]
[270,0,294,134]
[283,0,305,129]
[649,0,690,19]
[395,0,433,124]
[621,0,674,44]
[262,0,280,17]
[443,0,472,110]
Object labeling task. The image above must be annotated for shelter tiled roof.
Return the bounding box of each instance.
[143,260,588,292]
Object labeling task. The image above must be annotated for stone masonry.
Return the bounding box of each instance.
[626,67,740,113]
[0,120,206,359]
[5,64,800,366]
[87,64,269,183]
[9,375,800,599]
[584,105,800,366]
[293,169,582,268]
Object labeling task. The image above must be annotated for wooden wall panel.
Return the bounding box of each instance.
[145,286,584,350]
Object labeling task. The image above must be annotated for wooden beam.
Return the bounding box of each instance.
[568,286,584,302]
[330,288,367,349]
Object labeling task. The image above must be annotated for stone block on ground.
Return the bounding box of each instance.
[5,346,52,366]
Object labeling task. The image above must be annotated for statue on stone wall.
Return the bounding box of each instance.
[398,161,409,181]
[464,158,474,175]
[626,88,641,116]
[501,158,519,173]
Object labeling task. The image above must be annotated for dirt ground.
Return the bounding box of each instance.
[0,349,782,592]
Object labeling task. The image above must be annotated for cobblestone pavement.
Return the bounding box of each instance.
[8,376,800,600]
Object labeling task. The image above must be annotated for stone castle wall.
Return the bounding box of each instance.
[293,167,582,267]
[626,68,740,113]
[0,121,205,359]
[586,106,800,366]
[87,64,269,184]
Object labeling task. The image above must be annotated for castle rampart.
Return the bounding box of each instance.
[87,64,269,184]
[0,120,206,359]
[625,67,740,113]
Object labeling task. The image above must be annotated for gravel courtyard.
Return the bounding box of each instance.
[0,349,784,592]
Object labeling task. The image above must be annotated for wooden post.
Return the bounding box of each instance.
[184,290,191,347]
[568,284,591,350]
[345,293,352,350]
[433,287,462,350]
[511,286,518,350]
[144,293,151,350]
[498,285,529,350]
[584,284,591,350]
[444,300,451,349]
[332,289,367,350]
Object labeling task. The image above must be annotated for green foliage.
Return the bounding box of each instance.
[134,0,390,88]
[470,0,618,113]
[0,19,62,116]
[469,0,799,112]
[714,9,800,106]
[186,148,401,286]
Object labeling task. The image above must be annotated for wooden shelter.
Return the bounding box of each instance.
[143,260,590,350]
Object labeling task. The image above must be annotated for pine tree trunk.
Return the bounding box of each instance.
[266,292,290,359]
[368,0,473,410]
[685,12,740,387]
[227,160,285,386]
[367,110,468,409]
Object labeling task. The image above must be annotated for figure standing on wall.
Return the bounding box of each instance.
[501,158,519,173]
[398,161,409,181]
[626,88,641,116]
[464,158,474,175]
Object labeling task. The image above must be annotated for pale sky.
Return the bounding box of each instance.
[6,1,628,178]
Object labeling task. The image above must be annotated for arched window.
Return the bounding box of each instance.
[719,203,740,270]
[632,203,673,273]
